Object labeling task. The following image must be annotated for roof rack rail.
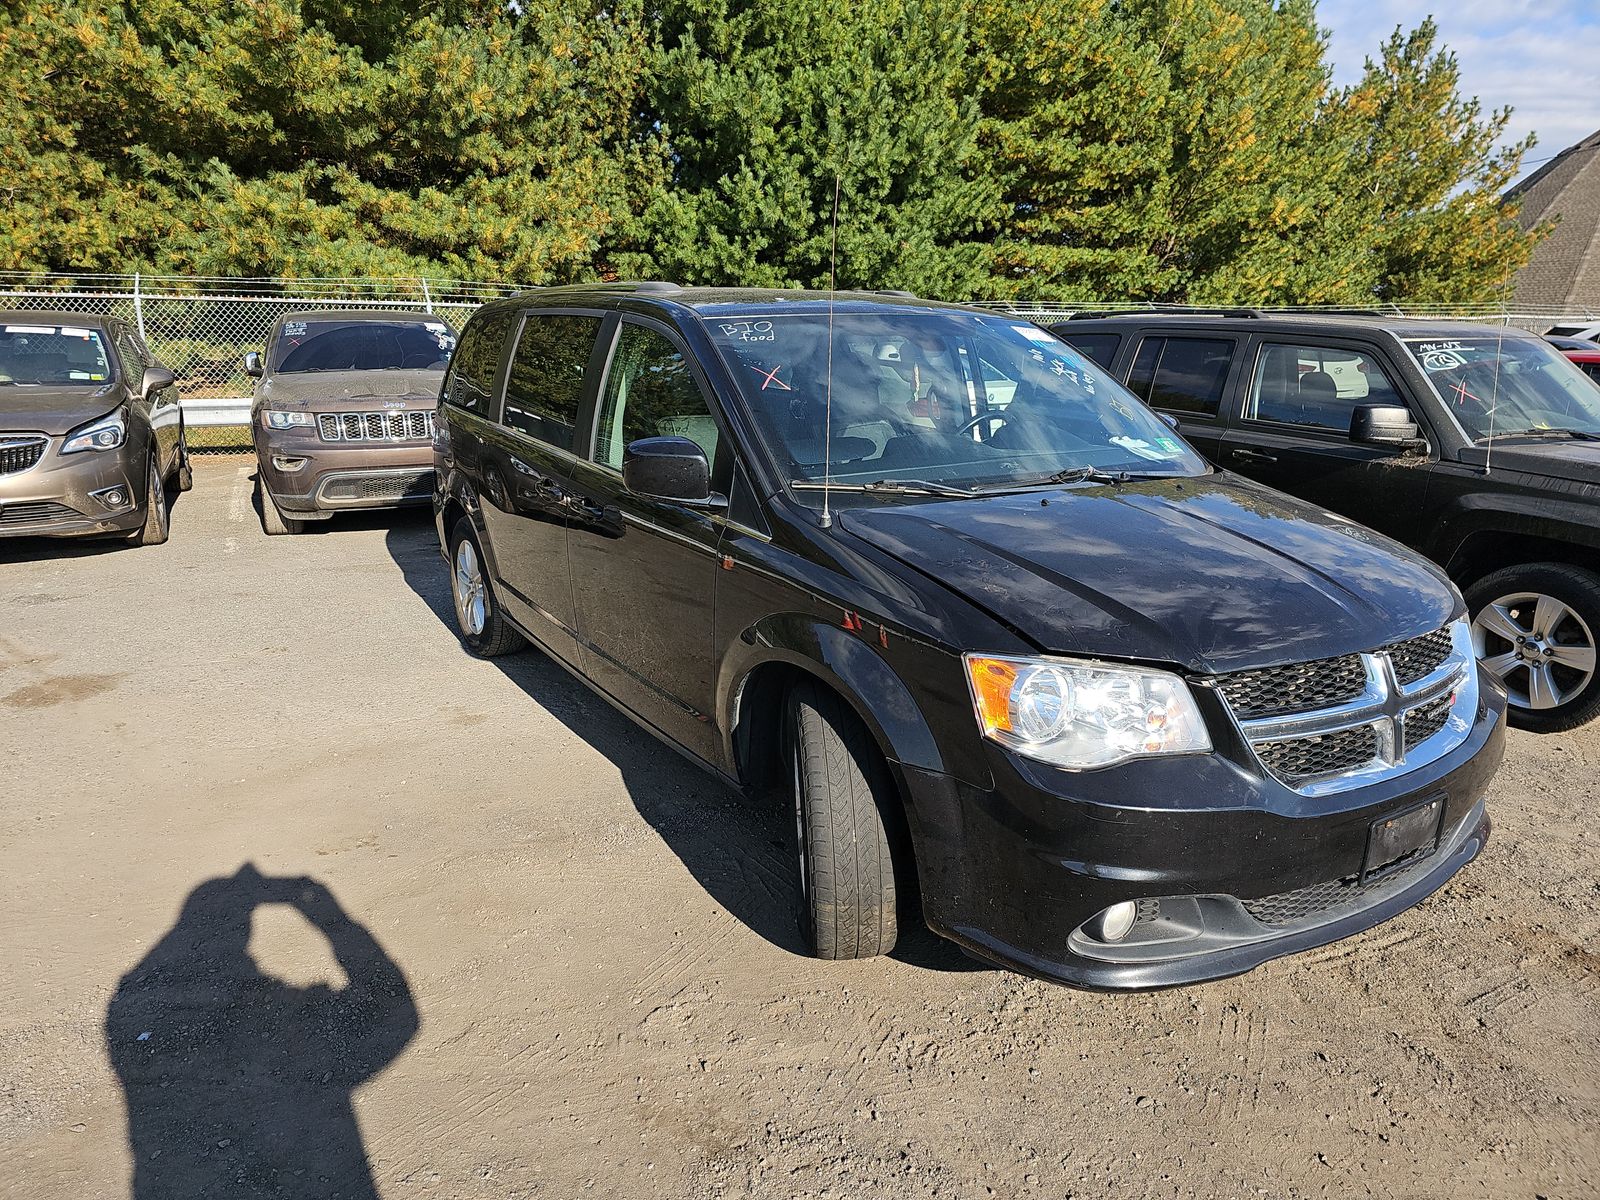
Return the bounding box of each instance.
[629,280,684,295]
[1065,306,1263,321]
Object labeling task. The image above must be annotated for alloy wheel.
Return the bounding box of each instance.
[452,538,487,637]
[1473,591,1598,711]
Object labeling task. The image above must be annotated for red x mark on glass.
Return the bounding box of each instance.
[753,363,792,391]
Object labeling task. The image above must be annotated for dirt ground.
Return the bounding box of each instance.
[1,458,1595,1199]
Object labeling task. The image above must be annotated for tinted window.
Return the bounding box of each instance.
[1581,363,1600,384]
[444,308,515,413]
[1059,332,1121,370]
[595,323,718,470]
[1247,343,1404,431]
[1127,337,1233,417]
[270,319,456,372]
[116,329,149,376]
[502,314,601,451]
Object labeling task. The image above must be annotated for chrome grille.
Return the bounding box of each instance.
[1255,726,1380,782]
[1383,627,1453,685]
[317,410,434,442]
[1404,695,1453,751]
[1216,621,1476,796]
[1219,653,1367,719]
[0,436,48,475]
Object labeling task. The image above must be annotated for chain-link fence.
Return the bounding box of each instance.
[0,273,521,450]
[3,273,1595,449]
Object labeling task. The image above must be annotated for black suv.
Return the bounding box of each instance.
[434,286,1505,990]
[1054,312,1600,733]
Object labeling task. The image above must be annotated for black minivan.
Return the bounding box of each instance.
[433,286,1506,990]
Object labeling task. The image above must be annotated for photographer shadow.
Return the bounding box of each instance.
[384,517,981,975]
[106,866,417,1200]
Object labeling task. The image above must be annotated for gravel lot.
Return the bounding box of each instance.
[1,458,1595,1199]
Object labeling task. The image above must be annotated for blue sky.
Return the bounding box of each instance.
[1317,0,1600,182]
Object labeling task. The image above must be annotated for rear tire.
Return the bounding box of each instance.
[1467,562,1600,733]
[127,456,169,547]
[257,475,304,536]
[787,679,900,959]
[448,517,525,657]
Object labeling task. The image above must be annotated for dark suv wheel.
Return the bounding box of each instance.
[1467,563,1600,733]
[448,517,525,658]
[786,680,900,959]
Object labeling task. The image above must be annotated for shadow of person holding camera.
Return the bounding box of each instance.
[106,865,418,1199]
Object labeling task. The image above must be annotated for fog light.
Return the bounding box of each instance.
[271,456,308,473]
[1086,901,1138,943]
[89,485,130,510]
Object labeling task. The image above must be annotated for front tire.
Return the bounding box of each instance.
[448,517,525,657]
[174,426,194,492]
[787,680,900,959]
[257,474,304,536]
[1467,562,1600,733]
[127,456,169,547]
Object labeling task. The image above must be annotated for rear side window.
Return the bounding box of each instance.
[1127,336,1234,417]
[501,314,602,451]
[1057,331,1121,370]
[1247,342,1404,431]
[444,308,515,414]
[594,323,718,470]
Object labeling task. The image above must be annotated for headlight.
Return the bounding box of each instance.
[61,409,127,454]
[264,410,315,430]
[964,653,1211,769]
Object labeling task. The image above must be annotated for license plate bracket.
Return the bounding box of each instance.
[1363,794,1445,884]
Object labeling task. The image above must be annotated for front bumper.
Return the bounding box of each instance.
[0,434,146,539]
[254,425,434,519]
[904,668,1508,990]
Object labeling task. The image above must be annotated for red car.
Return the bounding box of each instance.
[1547,335,1600,384]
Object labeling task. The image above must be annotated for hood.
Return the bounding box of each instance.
[838,474,1457,675]
[0,382,123,436]
[1457,441,1600,488]
[257,369,443,410]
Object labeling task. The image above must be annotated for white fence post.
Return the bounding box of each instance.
[420,277,433,314]
[133,272,147,339]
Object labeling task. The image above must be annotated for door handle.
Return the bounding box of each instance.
[1230,447,1278,464]
[563,495,606,521]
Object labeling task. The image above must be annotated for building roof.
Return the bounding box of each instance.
[1508,129,1600,311]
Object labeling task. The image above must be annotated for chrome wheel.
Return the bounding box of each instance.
[452,538,487,637]
[1473,591,1597,711]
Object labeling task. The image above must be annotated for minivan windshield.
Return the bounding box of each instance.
[1403,336,1600,440]
[710,309,1206,494]
[270,318,457,373]
[0,324,112,386]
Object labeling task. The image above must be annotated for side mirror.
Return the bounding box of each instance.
[622,436,719,506]
[1160,412,1180,430]
[140,365,175,399]
[243,350,263,378]
[1350,404,1425,454]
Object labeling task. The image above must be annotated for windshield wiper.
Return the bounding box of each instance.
[790,478,976,497]
[1009,466,1134,487]
[1484,427,1600,441]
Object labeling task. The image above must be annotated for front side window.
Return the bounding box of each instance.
[501,313,601,451]
[595,324,718,470]
[0,323,113,385]
[1246,343,1404,432]
[269,318,457,373]
[708,309,1205,497]
[1126,336,1234,417]
[1403,336,1600,441]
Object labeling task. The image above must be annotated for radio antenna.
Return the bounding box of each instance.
[1484,319,1506,476]
[820,171,841,529]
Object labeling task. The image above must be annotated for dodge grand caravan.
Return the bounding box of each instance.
[433,286,1507,990]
